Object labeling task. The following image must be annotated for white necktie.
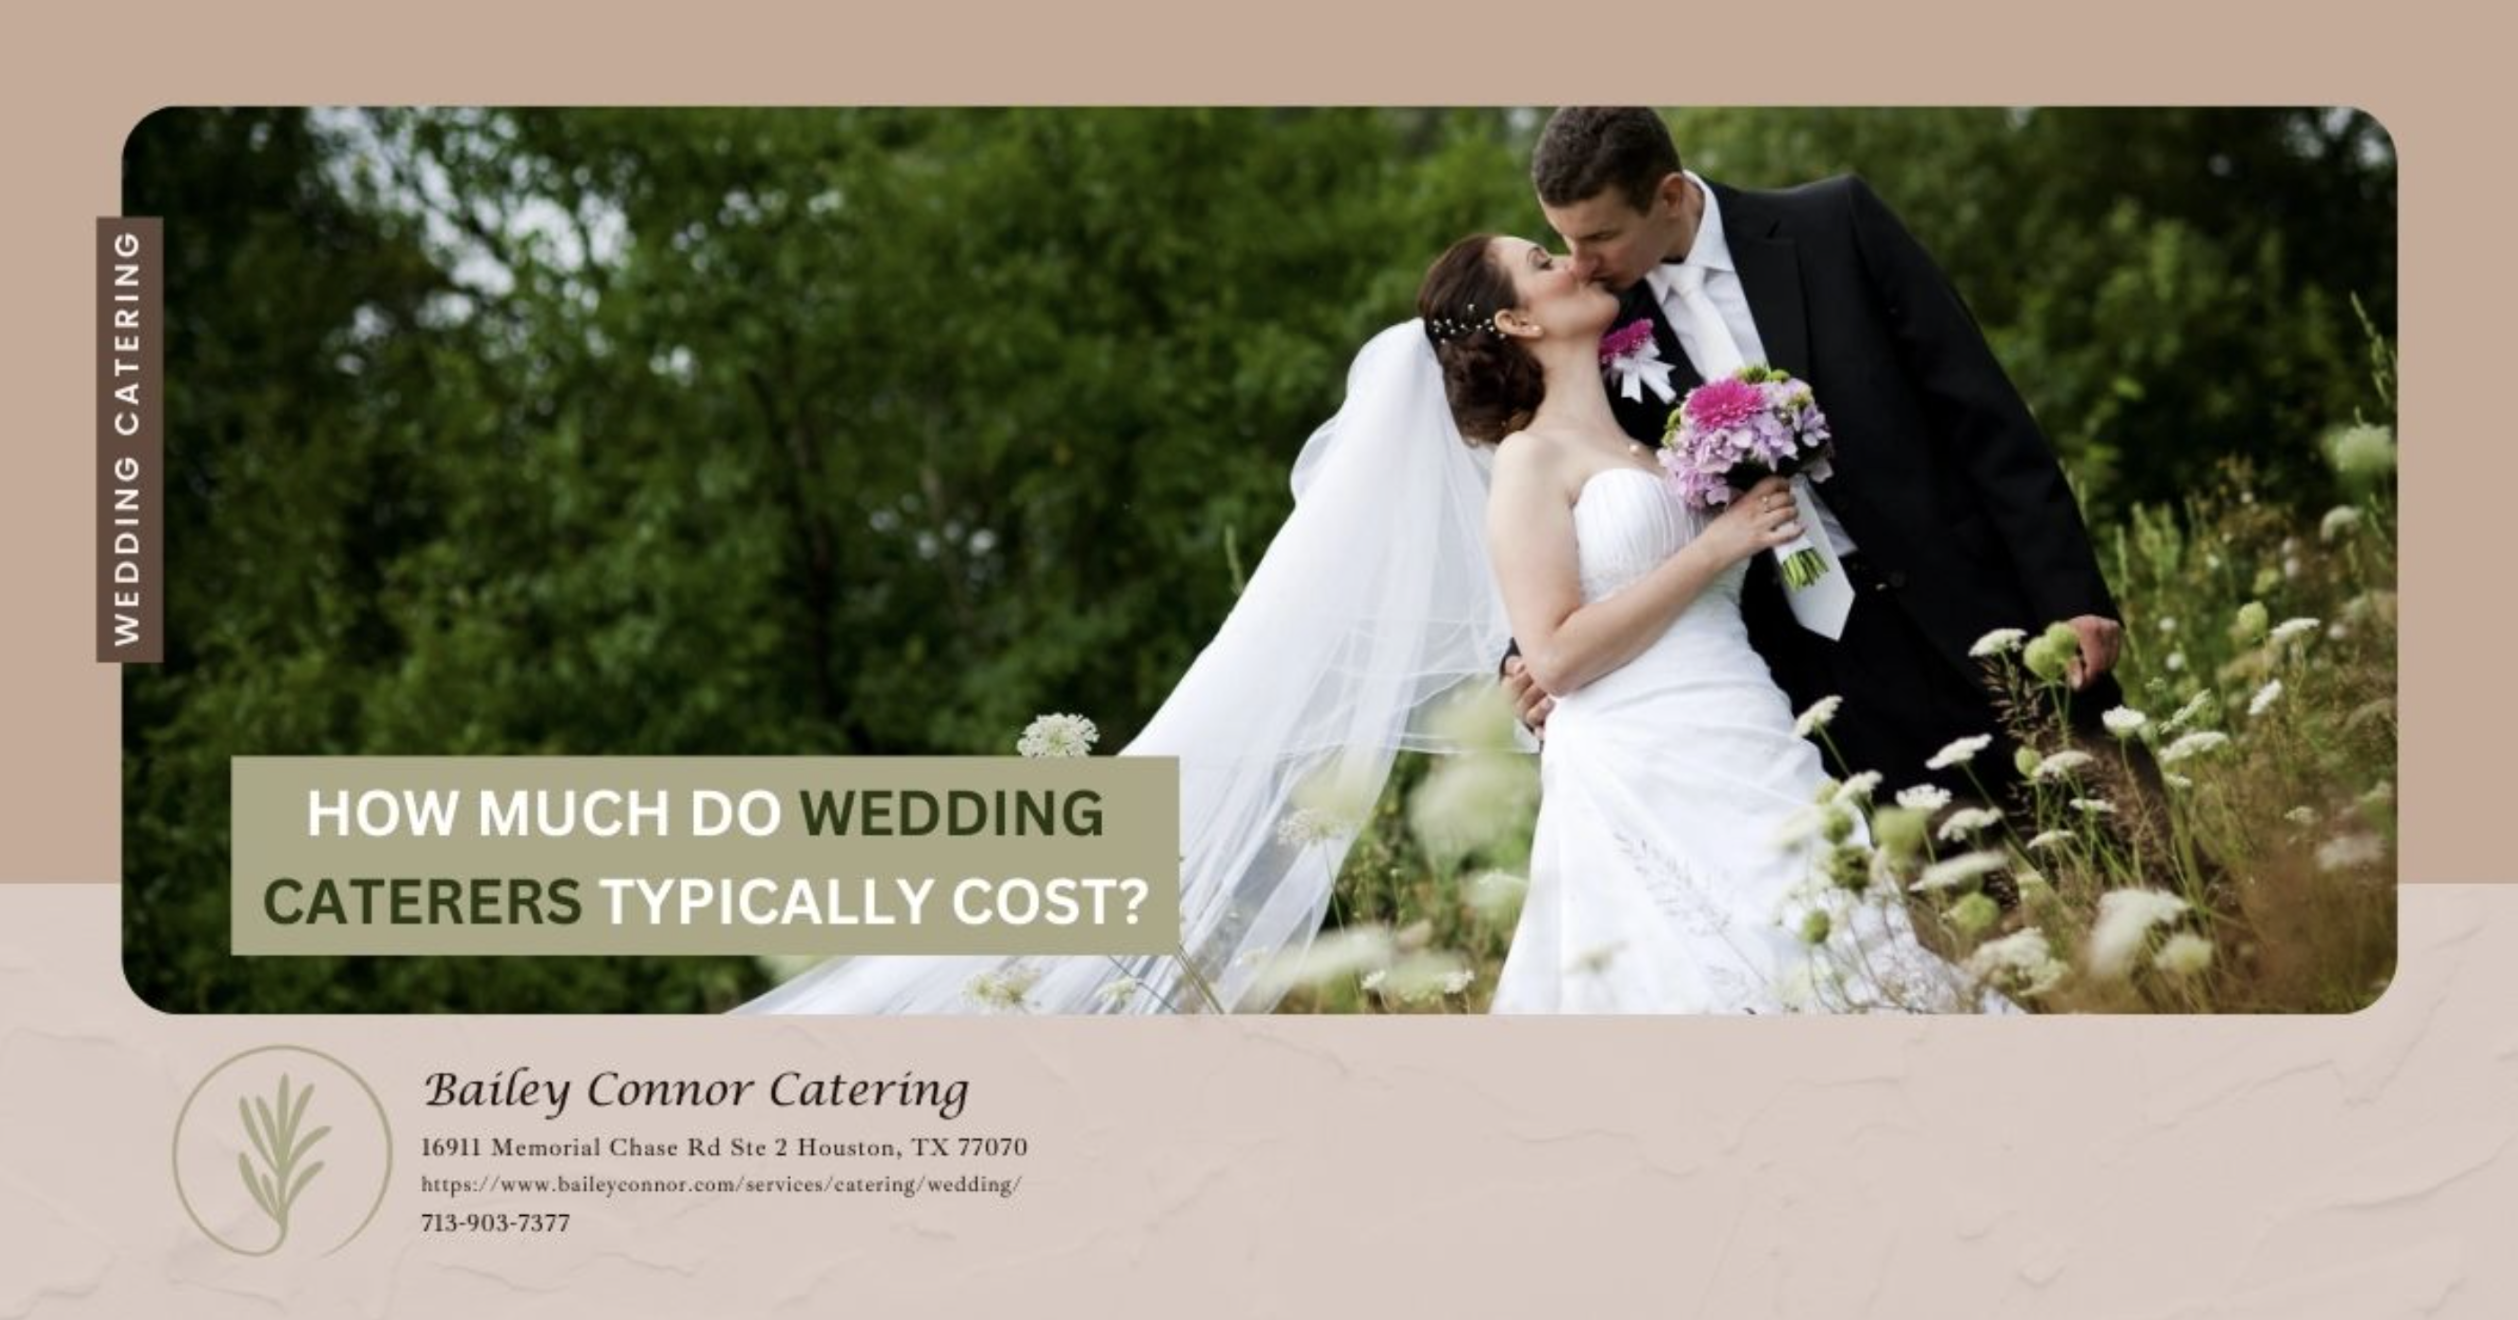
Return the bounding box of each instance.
[1665,265,1854,641]
[1665,263,1743,377]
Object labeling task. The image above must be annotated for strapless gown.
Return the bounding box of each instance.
[1488,468,2016,1014]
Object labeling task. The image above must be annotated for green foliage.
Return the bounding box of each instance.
[119,108,2392,1012]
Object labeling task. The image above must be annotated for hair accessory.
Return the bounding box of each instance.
[1428,308,1503,343]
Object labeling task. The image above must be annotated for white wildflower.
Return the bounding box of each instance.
[1443,967,1478,995]
[1938,806,2006,843]
[2035,749,2096,781]
[2163,772,2194,790]
[2316,833,2387,872]
[2069,797,2116,816]
[2269,617,2320,646]
[2159,730,2229,765]
[1927,734,1995,771]
[2088,889,2188,979]
[2158,616,2178,635]
[2153,932,2215,977]
[1095,977,1142,1008]
[1896,784,1953,812]
[1463,869,1529,920]
[1275,807,1352,847]
[1425,683,1526,752]
[2320,505,2364,542]
[1969,628,2028,657]
[1772,805,1829,850]
[1360,968,1388,994]
[1912,850,2010,894]
[2025,829,2076,852]
[964,964,1045,1012]
[1795,695,1844,737]
[2102,706,2149,739]
[1016,712,1100,759]
[2164,650,2187,672]
[2163,692,2214,730]
[1966,927,2069,997]
[1831,771,1884,806]
[1409,755,1539,864]
[2284,805,2320,826]
[2330,422,2396,481]
[2248,680,2284,718]
[1250,926,1397,1000]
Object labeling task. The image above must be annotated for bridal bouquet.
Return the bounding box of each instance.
[1658,365,1838,590]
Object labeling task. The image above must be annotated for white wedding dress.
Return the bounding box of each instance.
[731,323,2010,1016]
[1488,467,2014,1014]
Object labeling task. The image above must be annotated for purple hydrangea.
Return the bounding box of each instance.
[1659,368,1837,512]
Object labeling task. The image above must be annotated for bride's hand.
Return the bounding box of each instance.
[1702,475,1802,564]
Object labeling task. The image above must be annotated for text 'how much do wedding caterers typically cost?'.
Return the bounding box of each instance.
[228,757,1180,956]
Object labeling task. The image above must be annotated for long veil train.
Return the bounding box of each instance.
[733,322,1512,1014]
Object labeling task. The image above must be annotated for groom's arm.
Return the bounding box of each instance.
[1840,175,2119,629]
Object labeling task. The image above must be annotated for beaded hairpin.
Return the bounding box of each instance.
[1427,301,1501,342]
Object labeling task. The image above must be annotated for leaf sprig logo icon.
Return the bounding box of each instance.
[235,1074,329,1250]
[175,1046,389,1257]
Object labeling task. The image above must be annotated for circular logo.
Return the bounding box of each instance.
[171,1045,393,1257]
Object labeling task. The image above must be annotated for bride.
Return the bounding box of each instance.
[735,235,2011,1016]
[1422,234,2005,1013]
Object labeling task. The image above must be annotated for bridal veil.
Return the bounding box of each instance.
[734,321,1514,1014]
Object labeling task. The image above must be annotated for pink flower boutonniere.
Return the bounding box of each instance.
[1599,319,1677,405]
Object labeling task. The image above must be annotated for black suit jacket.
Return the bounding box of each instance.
[1604,175,2119,700]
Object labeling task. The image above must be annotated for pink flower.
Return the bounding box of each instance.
[1682,376,1764,433]
[1599,320,1656,366]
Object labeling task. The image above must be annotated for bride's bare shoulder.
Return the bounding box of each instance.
[1490,429,1578,501]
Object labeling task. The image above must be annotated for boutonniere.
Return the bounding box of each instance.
[1599,319,1677,404]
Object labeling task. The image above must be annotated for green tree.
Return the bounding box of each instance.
[120,108,2393,1012]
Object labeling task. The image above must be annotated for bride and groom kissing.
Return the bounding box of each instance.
[737,107,2127,1016]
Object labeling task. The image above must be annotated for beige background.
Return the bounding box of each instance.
[1,1,2497,1315]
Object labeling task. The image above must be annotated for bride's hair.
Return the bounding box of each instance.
[1417,235,1544,446]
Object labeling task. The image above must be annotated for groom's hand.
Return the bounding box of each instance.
[1502,656,1555,738]
[2064,614,2124,691]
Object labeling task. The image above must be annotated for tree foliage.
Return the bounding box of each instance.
[120,108,2393,1011]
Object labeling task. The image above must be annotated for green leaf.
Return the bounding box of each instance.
[285,1160,326,1211]
[238,1151,276,1220]
[287,1081,316,1143]
[289,1125,332,1166]
[239,1097,275,1168]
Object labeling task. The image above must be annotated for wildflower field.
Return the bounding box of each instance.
[1281,386,2398,1016]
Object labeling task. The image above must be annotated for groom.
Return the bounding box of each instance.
[1503,107,2127,800]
